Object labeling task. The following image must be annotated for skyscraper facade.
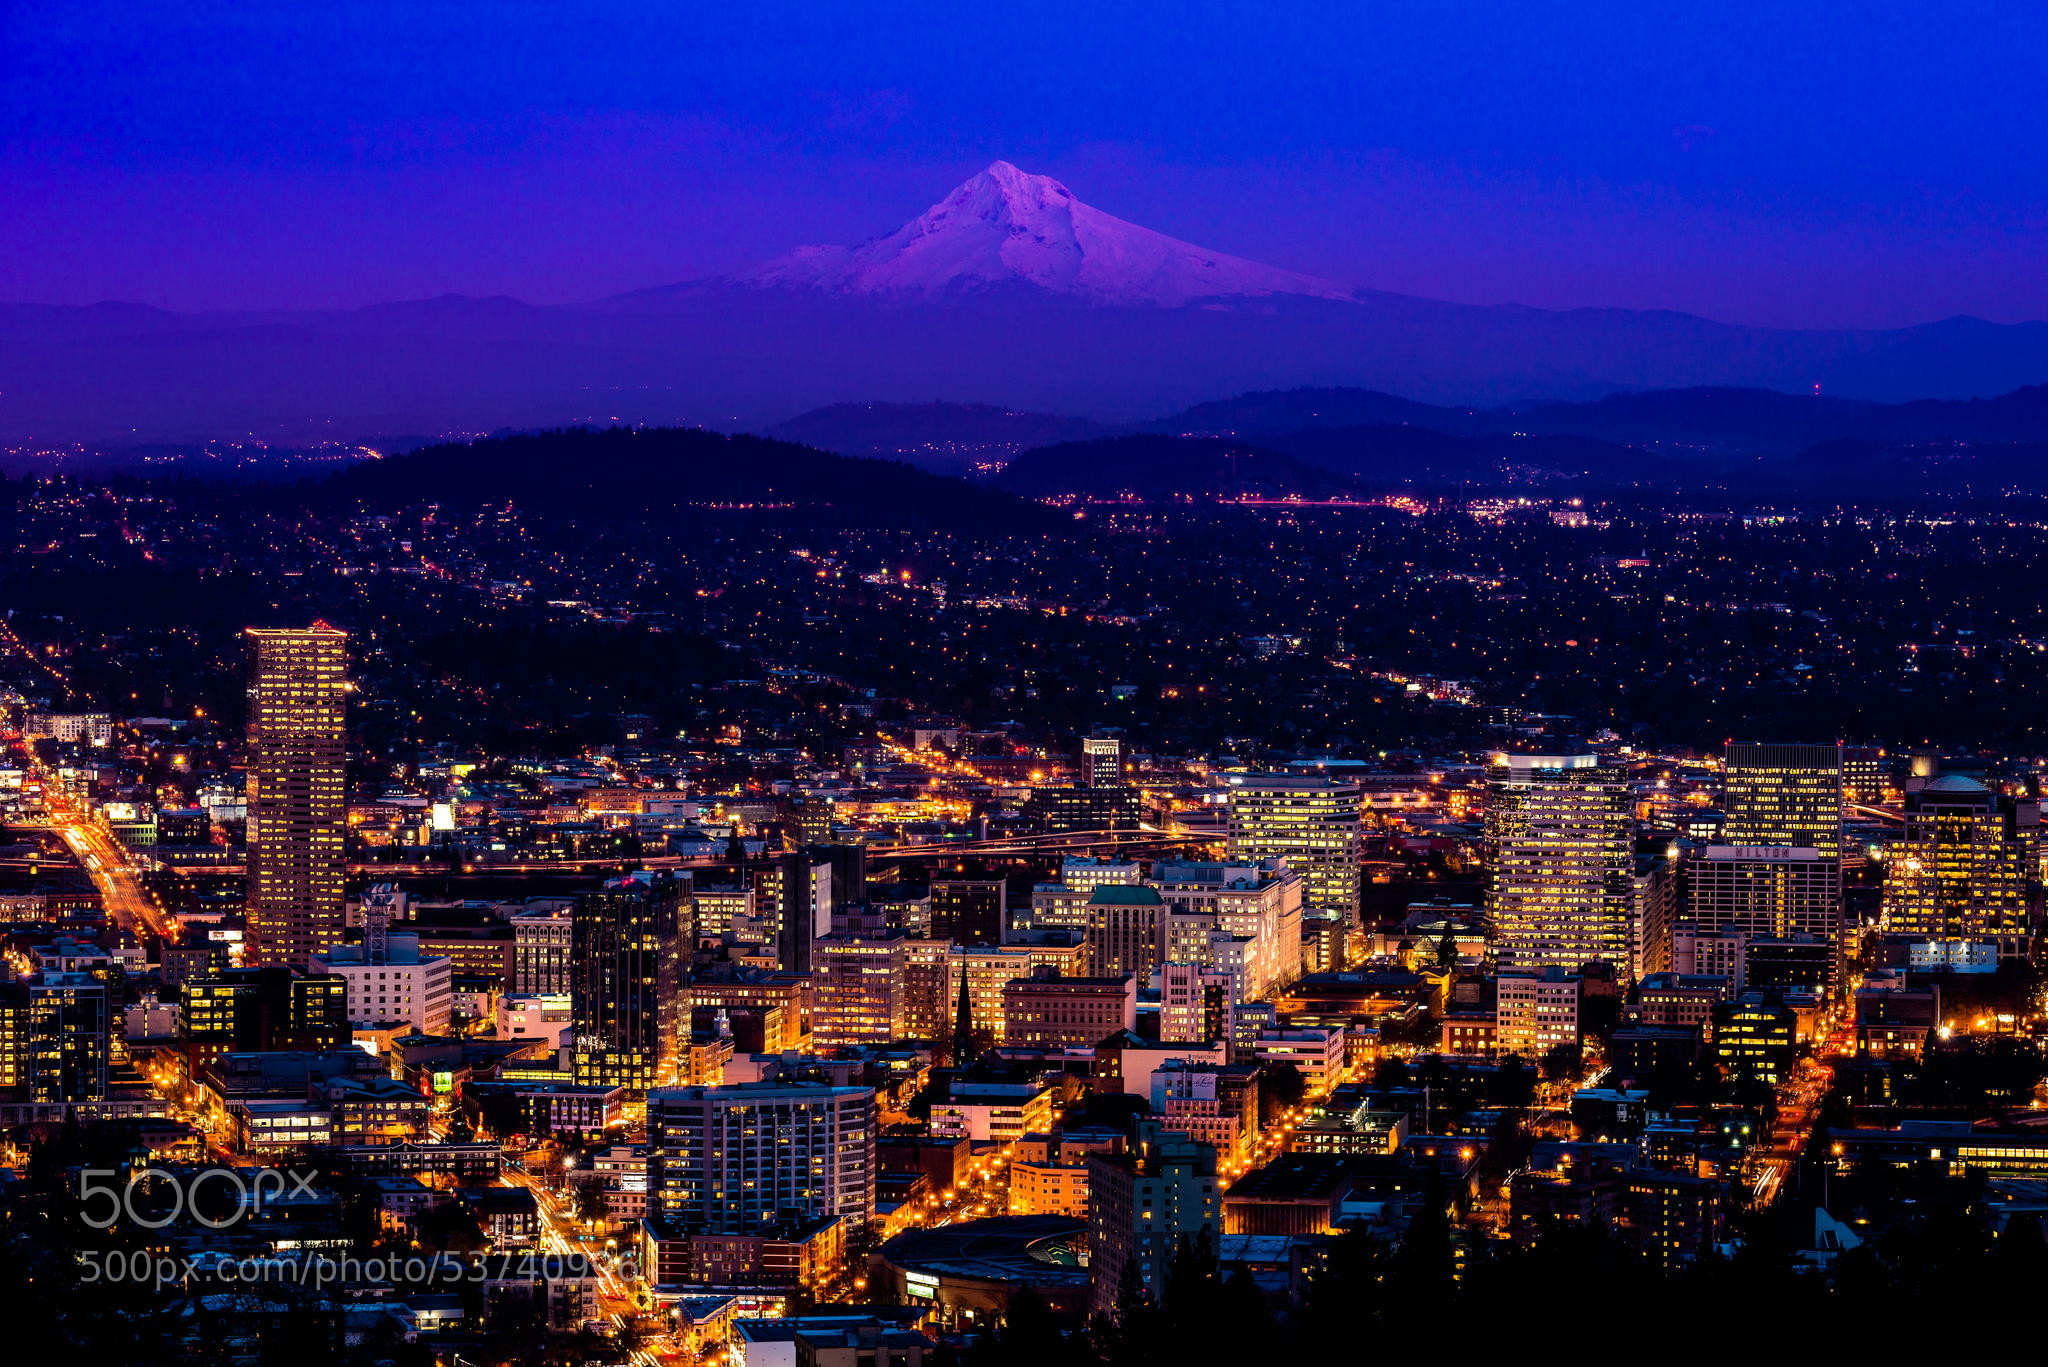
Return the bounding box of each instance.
[1226,774,1363,934]
[571,876,688,1093]
[1486,754,1636,977]
[1686,845,1842,946]
[1082,734,1124,787]
[647,1081,877,1234]
[1882,776,2039,945]
[1721,742,1843,859]
[243,624,350,968]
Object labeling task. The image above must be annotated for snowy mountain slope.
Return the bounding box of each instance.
[731,161,1359,306]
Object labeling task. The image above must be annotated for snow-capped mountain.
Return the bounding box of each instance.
[732,160,1359,307]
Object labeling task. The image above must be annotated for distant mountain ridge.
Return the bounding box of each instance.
[5,161,2048,445]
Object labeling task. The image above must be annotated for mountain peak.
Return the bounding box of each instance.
[733,161,1356,307]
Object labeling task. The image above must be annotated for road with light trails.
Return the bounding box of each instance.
[1751,1055,1832,1206]
[504,1158,671,1365]
[0,620,173,941]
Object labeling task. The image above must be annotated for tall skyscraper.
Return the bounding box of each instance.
[812,912,913,1047]
[244,624,350,968]
[647,1080,877,1234]
[571,875,688,1093]
[1226,773,1363,934]
[1721,742,1843,859]
[1486,753,1636,977]
[1882,775,2039,946]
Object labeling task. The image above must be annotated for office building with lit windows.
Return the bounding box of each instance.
[1226,773,1363,935]
[1486,754,1635,976]
[813,916,914,1047]
[571,876,689,1092]
[1082,884,1167,982]
[1082,735,1124,787]
[1882,775,2040,947]
[243,623,350,967]
[647,1080,877,1234]
[0,973,111,1103]
[1721,742,1843,860]
[179,966,349,1069]
[1085,1122,1219,1318]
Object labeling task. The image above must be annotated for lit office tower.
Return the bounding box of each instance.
[1688,846,1841,943]
[647,1080,877,1234]
[571,876,688,1093]
[244,624,350,968]
[1486,754,1636,976]
[1226,774,1363,931]
[1883,776,2040,946]
[0,973,111,1102]
[1841,745,1890,808]
[1082,734,1124,787]
[1721,743,1843,859]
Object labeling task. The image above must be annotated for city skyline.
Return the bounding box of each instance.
[4,7,2047,1361]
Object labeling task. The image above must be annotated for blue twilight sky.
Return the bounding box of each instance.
[4,2,2044,327]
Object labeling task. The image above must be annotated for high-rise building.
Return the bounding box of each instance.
[1882,775,2039,945]
[244,624,350,967]
[647,1080,877,1234]
[1081,735,1124,787]
[1021,784,1141,834]
[768,854,834,975]
[1082,885,1167,982]
[1486,754,1635,976]
[1226,774,1362,934]
[929,878,1006,947]
[1001,969,1137,1050]
[1086,1123,1219,1318]
[310,930,453,1035]
[1721,743,1842,860]
[1494,967,1581,1059]
[1712,995,1797,1085]
[0,973,111,1102]
[510,903,576,995]
[1149,859,1303,1000]
[1841,745,1891,808]
[812,915,912,1047]
[1158,962,1235,1046]
[571,876,688,1093]
[1685,845,1842,978]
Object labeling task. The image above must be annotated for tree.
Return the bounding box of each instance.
[569,1174,610,1221]
[1260,1061,1307,1116]
[1538,1042,1583,1084]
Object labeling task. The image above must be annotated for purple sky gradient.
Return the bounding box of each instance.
[5,4,2045,329]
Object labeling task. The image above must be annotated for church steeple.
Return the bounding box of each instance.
[950,961,976,1067]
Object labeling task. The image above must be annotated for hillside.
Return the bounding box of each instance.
[766,401,1122,474]
[323,426,1053,530]
[995,436,1352,501]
